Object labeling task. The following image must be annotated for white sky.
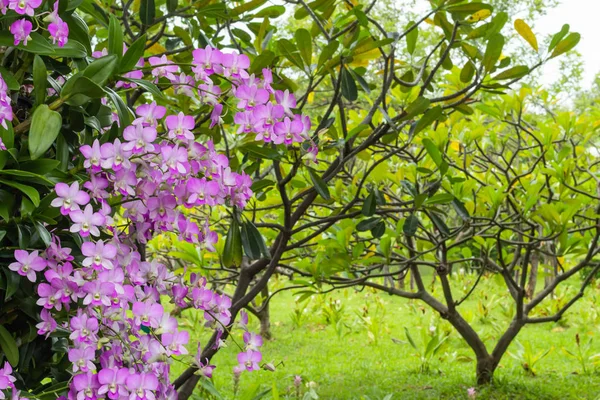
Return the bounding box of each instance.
[527,0,600,89]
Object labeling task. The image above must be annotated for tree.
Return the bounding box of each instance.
[0,0,580,399]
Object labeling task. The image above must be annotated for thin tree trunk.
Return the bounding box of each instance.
[526,250,539,298]
[257,285,272,339]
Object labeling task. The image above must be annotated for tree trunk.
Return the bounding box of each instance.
[476,356,496,385]
[526,250,539,298]
[257,285,272,339]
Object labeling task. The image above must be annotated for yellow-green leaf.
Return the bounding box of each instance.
[514,19,538,52]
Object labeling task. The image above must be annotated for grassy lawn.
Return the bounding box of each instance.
[172,273,600,399]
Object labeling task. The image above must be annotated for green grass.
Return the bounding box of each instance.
[172,274,600,399]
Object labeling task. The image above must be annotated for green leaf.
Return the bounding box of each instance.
[549,24,569,52]
[255,5,285,18]
[308,168,330,200]
[370,220,386,238]
[357,217,380,232]
[0,170,54,186]
[0,180,39,207]
[404,327,418,349]
[52,39,88,58]
[277,39,304,70]
[341,66,358,101]
[550,32,580,58]
[492,65,529,81]
[0,67,19,91]
[413,106,442,135]
[295,28,313,68]
[140,0,156,25]
[166,0,178,12]
[483,33,504,72]
[34,221,52,247]
[460,60,475,83]
[294,0,330,19]
[123,78,163,99]
[105,88,133,127]
[422,138,442,165]
[33,56,47,107]
[0,325,18,366]
[429,212,450,236]
[249,51,275,74]
[230,0,267,16]
[241,220,270,260]
[425,193,454,205]
[29,105,62,161]
[197,379,224,400]
[452,198,470,221]
[120,34,146,73]
[403,214,418,236]
[0,190,14,221]
[405,21,418,55]
[63,12,92,56]
[0,32,53,55]
[83,54,118,86]
[62,76,105,105]
[362,191,376,216]
[222,216,243,267]
[400,96,430,121]
[108,14,123,60]
[317,41,339,71]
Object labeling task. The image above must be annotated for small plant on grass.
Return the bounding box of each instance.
[562,334,600,375]
[396,325,450,373]
[507,341,553,376]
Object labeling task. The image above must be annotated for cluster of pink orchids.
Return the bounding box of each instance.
[4,0,69,47]
[0,11,317,397]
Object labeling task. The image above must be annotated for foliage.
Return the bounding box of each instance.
[0,0,590,397]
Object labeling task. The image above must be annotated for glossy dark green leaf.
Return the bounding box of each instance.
[341,66,358,101]
[121,34,146,73]
[308,168,330,200]
[403,214,419,236]
[33,55,48,106]
[123,78,163,98]
[452,198,470,220]
[166,0,178,12]
[357,217,380,232]
[362,191,376,216]
[241,220,270,260]
[429,212,450,237]
[29,105,62,160]
[0,67,19,91]
[34,221,52,247]
[222,216,242,267]
[83,54,118,86]
[63,13,92,55]
[0,180,39,207]
[0,325,18,366]
[105,88,133,127]
[108,14,123,60]
[370,221,386,238]
[140,0,155,25]
[0,190,14,221]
